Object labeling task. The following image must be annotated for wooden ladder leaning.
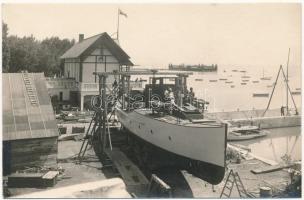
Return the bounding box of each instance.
[77,111,99,164]
[220,169,248,198]
[22,71,38,106]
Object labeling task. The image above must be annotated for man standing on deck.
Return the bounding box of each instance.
[189,87,195,105]
[281,106,285,116]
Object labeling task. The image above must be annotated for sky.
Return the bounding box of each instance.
[2,3,302,74]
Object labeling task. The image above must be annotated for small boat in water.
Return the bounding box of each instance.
[253,93,269,97]
[260,77,272,81]
[228,126,268,141]
[195,78,203,81]
[260,68,271,80]
[291,91,301,95]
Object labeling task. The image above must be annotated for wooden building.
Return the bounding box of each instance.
[60,33,133,110]
[3,73,58,175]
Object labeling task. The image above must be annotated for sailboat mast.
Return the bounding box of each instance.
[286,48,290,114]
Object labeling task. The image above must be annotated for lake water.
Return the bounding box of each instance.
[186,67,301,112]
[232,127,301,162]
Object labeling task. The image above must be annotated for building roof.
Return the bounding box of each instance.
[3,73,59,141]
[60,32,133,66]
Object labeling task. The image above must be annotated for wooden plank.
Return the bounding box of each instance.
[42,171,59,187]
[105,148,148,194]
[251,164,296,174]
[42,171,59,179]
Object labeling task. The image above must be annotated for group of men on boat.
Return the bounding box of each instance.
[163,87,195,106]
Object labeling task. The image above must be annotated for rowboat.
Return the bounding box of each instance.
[228,126,268,141]
[253,93,269,97]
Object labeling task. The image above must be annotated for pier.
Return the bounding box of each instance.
[206,108,301,129]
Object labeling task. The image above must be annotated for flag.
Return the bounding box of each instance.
[119,9,128,18]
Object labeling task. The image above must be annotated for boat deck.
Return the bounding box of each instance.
[135,109,223,128]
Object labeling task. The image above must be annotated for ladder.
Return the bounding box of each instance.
[22,71,38,106]
[220,169,248,198]
[77,85,119,163]
[77,111,98,164]
[77,79,118,164]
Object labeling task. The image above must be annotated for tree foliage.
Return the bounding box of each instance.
[2,22,75,76]
[2,22,10,72]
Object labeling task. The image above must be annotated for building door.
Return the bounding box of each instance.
[59,92,63,101]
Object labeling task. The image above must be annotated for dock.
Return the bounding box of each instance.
[206,108,301,129]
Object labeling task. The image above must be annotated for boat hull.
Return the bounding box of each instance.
[116,108,227,184]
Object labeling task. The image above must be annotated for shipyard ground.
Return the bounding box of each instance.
[5,135,295,198]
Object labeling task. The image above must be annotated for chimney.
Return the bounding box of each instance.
[79,34,84,42]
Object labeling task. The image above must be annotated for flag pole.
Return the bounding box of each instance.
[117,9,120,43]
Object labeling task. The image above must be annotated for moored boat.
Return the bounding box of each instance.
[253,93,269,97]
[228,126,268,141]
[261,77,272,81]
[291,91,301,95]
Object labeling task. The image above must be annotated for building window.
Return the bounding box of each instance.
[97,56,104,62]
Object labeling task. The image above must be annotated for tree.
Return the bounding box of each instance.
[2,22,10,72]
[4,22,75,74]
[38,37,74,76]
[7,35,40,72]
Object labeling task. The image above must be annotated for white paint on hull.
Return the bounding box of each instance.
[117,109,227,167]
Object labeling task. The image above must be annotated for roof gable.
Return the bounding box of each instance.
[60,32,133,66]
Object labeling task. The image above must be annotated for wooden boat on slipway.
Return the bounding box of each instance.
[95,70,228,185]
[228,126,268,141]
